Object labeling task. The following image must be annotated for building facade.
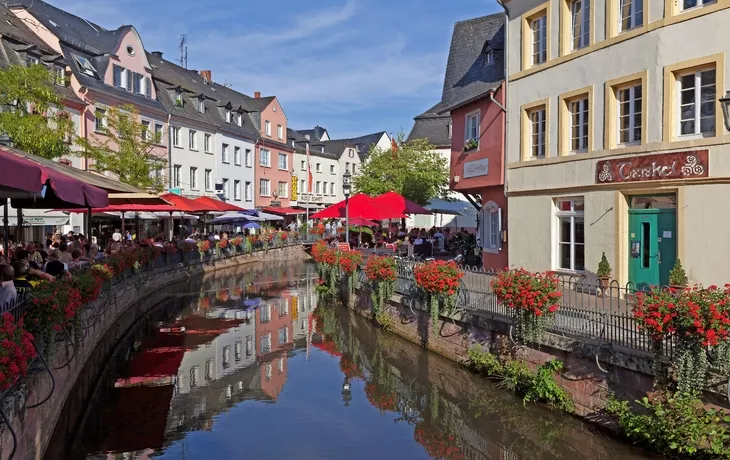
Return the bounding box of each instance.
[321,132,391,202]
[503,0,730,286]
[288,129,341,209]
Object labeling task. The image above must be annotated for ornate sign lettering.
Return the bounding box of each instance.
[595,150,709,184]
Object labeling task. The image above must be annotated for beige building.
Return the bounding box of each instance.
[503,0,730,287]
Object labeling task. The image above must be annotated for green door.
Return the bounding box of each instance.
[628,209,677,290]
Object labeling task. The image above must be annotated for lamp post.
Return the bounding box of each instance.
[342,168,352,245]
[720,92,730,131]
[341,376,352,406]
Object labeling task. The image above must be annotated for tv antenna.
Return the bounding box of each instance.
[179,34,188,68]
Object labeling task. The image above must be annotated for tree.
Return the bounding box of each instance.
[0,64,75,159]
[75,104,167,191]
[353,134,449,205]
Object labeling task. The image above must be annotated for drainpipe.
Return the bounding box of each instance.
[167,113,172,190]
[496,0,510,199]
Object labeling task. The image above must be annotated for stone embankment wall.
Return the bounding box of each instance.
[0,246,307,460]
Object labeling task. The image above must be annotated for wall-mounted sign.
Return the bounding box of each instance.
[269,201,281,207]
[298,194,324,203]
[291,176,298,201]
[596,150,709,184]
[463,158,489,179]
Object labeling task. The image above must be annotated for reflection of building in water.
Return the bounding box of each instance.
[256,287,293,400]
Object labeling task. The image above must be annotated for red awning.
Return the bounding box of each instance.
[58,203,182,213]
[194,196,246,212]
[372,191,432,215]
[310,193,407,220]
[2,147,108,208]
[0,148,43,195]
[159,192,210,213]
[260,206,305,215]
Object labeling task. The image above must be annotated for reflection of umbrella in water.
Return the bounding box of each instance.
[243,298,262,310]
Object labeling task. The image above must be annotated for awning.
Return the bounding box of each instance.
[310,193,408,220]
[159,193,210,213]
[59,204,181,213]
[373,191,432,215]
[108,192,169,206]
[194,196,246,212]
[260,206,305,215]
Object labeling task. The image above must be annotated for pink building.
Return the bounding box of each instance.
[12,1,168,175]
[250,94,295,208]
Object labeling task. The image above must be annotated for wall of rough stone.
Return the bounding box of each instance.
[0,246,307,460]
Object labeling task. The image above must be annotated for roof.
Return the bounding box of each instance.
[295,126,328,142]
[321,131,388,161]
[439,13,505,114]
[406,101,452,148]
[286,128,339,160]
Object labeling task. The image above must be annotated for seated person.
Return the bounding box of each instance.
[0,264,17,309]
[13,260,37,296]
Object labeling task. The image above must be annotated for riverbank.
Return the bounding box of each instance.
[0,245,307,460]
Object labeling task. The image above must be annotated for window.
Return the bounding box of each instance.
[278,181,288,198]
[141,120,150,141]
[222,346,231,369]
[143,77,151,97]
[261,333,271,353]
[261,305,271,323]
[172,126,181,147]
[531,14,547,65]
[197,97,205,114]
[570,0,590,50]
[682,0,715,11]
[617,83,642,144]
[205,169,212,191]
[25,54,39,66]
[205,359,213,381]
[678,69,715,137]
[277,124,283,139]
[234,146,241,165]
[259,179,271,196]
[260,149,271,167]
[189,129,198,150]
[234,180,241,200]
[353,164,358,174]
[94,108,106,132]
[465,111,479,143]
[245,181,252,201]
[315,181,321,194]
[619,0,643,32]
[190,366,199,388]
[480,202,502,253]
[235,112,242,126]
[278,327,288,345]
[314,162,320,173]
[330,182,336,195]
[234,341,242,362]
[556,199,585,271]
[246,336,253,356]
[278,153,288,170]
[222,143,230,163]
[245,149,252,167]
[265,120,271,136]
[330,165,335,174]
[154,123,163,142]
[448,121,453,139]
[527,106,547,159]
[171,90,183,106]
[113,65,125,88]
[190,167,198,190]
[73,54,96,77]
[225,108,232,123]
[299,179,306,193]
[569,97,589,152]
[301,160,306,171]
[51,65,65,86]
[173,164,182,188]
[133,72,143,94]
[345,162,350,172]
[204,133,212,153]
[222,178,229,199]
[486,50,495,64]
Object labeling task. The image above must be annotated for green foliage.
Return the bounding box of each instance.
[463,138,479,152]
[374,310,393,330]
[75,104,166,191]
[597,252,612,277]
[523,360,574,412]
[606,392,730,458]
[669,258,689,286]
[0,64,75,159]
[352,133,449,205]
[467,345,504,376]
[676,340,709,394]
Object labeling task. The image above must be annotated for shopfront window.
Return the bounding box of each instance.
[556,198,585,271]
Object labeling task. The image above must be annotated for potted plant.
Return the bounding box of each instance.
[668,258,688,289]
[597,252,612,297]
[463,138,479,152]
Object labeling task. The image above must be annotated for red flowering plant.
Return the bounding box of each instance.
[414,421,464,460]
[413,261,464,333]
[217,289,229,302]
[310,226,325,236]
[364,256,398,318]
[25,281,84,358]
[339,354,363,380]
[197,239,211,258]
[72,270,103,304]
[316,248,340,297]
[232,236,244,250]
[0,313,36,390]
[365,381,397,413]
[339,251,363,296]
[491,268,562,343]
[245,235,256,253]
[217,238,229,250]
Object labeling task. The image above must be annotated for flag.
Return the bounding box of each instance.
[306,143,313,193]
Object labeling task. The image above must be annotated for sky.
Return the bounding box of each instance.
[53,0,502,139]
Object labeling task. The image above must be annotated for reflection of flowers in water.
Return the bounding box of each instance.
[217,289,229,302]
[365,382,397,413]
[313,337,342,357]
[339,355,362,380]
[414,421,464,460]
[198,296,211,309]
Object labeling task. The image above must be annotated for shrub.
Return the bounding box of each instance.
[669,259,689,287]
[597,252,611,278]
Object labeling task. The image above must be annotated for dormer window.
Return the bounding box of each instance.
[197,97,205,114]
[170,90,183,107]
[51,65,65,86]
[447,121,452,138]
[486,50,494,64]
[25,54,39,67]
[73,55,97,77]
[235,112,242,126]
[225,108,232,123]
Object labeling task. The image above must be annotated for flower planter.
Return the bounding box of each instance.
[598,276,610,297]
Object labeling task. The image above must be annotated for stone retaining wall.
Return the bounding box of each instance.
[0,245,307,460]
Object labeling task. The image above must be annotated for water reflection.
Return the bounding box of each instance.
[57,262,650,460]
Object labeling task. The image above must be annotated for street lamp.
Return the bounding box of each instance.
[342,168,352,245]
[341,376,352,406]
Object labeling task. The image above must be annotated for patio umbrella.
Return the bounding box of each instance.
[243,222,261,229]
[373,191,432,215]
[348,217,377,227]
[310,193,407,220]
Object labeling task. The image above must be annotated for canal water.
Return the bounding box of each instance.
[49,262,653,460]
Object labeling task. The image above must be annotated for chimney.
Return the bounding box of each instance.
[254,91,261,98]
[151,51,163,58]
[200,70,212,83]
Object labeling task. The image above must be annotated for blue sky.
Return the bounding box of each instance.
[54,0,501,138]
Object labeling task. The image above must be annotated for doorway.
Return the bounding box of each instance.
[628,195,677,290]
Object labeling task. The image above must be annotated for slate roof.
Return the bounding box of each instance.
[0,4,83,105]
[320,131,388,161]
[438,13,505,114]
[407,101,451,148]
[296,126,328,142]
[286,128,340,160]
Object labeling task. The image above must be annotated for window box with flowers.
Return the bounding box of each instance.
[463,138,479,152]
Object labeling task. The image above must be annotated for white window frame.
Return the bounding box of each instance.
[301,160,306,171]
[173,164,182,188]
[480,201,502,254]
[570,0,590,51]
[529,107,546,159]
[315,181,321,195]
[197,97,205,114]
[278,153,288,171]
[154,123,163,143]
[486,51,494,65]
[189,129,198,150]
[681,0,715,12]
[234,180,241,201]
[234,146,241,165]
[465,110,480,143]
[171,127,181,147]
[222,143,230,163]
[260,149,271,167]
[316,162,321,173]
[569,97,589,153]
[222,178,229,200]
[277,124,283,139]
[265,120,271,136]
[225,108,232,123]
[555,198,585,272]
[51,65,65,86]
[278,181,288,198]
[330,165,335,174]
[204,133,212,153]
[26,54,39,66]
[617,83,642,145]
[205,169,212,191]
[619,0,643,32]
[677,68,716,138]
[94,108,107,132]
[245,149,252,167]
[259,179,271,197]
[531,15,547,66]
[245,181,252,201]
[190,167,198,190]
[330,182,336,196]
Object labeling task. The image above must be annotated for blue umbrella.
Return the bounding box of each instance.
[242,221,261,229]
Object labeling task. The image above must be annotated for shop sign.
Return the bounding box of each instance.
[298,194,323,203]
[596,150,709,184]
[269,201,281,207]
[291,176,298,201]
[463,158,489,179]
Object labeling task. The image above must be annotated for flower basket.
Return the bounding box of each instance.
[25,281,83,358]
[491,268,562,343]
[364,256,397,320]
[339,251,363,297]
[413,261,464,333]
[0,313,36,390]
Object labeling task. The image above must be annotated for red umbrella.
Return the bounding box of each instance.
[348,217,377,227]
[194,196,246,212]
[0,148,43,195]
[310,193,407,220]
[159,193,209,213]
[372,191,432,215]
